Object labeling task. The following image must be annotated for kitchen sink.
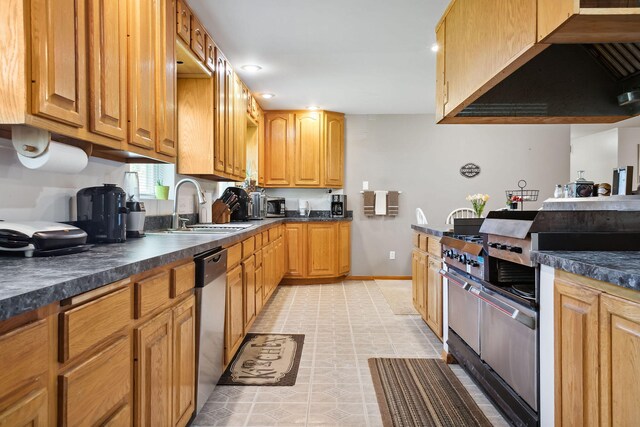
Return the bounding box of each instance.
[149,223,256,235]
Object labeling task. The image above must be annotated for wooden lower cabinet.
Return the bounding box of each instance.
[307,223,337,277]
[285,223,306,277]
[411,231,443,339]
[243,256,256,333]
[426,257,443,338]
[172,295,196,427]
[338,222,351,275]
[225,264,244,365]
[0,388,49,427]
[416,251,427,320]
[135,310,172,427]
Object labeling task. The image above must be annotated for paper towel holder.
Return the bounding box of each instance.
[11,124,93,158]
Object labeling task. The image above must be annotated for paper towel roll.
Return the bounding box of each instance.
[17,141,88,173]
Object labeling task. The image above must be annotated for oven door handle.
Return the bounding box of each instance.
[439,269,471,291]
[471,288,536,330]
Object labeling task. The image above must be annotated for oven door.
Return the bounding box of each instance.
[479,287,538,411]
[442,268,481,354]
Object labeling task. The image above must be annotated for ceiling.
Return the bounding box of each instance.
[189,0,450,114]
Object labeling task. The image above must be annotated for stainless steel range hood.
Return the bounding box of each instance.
[457,43,640,120]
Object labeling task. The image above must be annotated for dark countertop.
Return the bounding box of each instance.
[532,251,640,292]
[0,217,351,321]
[411,224,453,237]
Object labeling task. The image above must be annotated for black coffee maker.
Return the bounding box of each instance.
[226,187,250,222]
[76,184,128,243]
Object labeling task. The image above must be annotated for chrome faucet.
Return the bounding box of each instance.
[172,178,207,230]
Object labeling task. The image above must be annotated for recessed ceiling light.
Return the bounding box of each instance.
[307,106,320,111]
[261,93,275,99]
[241,64,262,72]
[430,43,439,52]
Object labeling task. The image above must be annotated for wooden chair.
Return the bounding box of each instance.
[446,208,476,224]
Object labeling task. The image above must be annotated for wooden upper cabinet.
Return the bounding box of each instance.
[176,0,191,44]
[599,293,640,427]
[307,223,337,277]
[214,48,226,174]
[442,0,537,117]
[338,222,350,275]
[87,0,127,140]
[127,0,157,149]
[293,112,322,186]
[233,72,246,179]
[205,35,216,73]
[190,14,206,62]
[554,276,600,427]
[323,112,344,188]
[224,62,235,176]
[31,0,86,127]
[434,21,446,123]
[172,295,196,427]
[264,112,293,186]
[285,223,307,277]
[135,310,173,427]
[156,0,178,157]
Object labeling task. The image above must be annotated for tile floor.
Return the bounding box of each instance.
[193,281,510,427]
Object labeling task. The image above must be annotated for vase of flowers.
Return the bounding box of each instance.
[466,193,490,218]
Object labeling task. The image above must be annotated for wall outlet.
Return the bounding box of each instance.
[389,251,396,260]
[363,181,369,190]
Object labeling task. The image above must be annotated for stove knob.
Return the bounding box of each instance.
[489,242,499,248]
[459,254,467,264]
[509,246,523,254]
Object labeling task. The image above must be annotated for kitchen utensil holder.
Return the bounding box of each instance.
[211,200,231,224]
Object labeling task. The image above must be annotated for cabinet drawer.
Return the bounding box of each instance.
[135,271,171,319]
[0,319,48,394]
[171,261,195,298]
[227,243,242,269]
[254,232,263,250]
[242,237,255,259]
[428,237,442,258]
[419,234,429,252]
[176,0,191,44]
[59,336,131,426]
[190,15,206,61]
[60,286,132,362]
[269,227,278,242]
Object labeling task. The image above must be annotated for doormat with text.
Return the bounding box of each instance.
[218,333,305,386]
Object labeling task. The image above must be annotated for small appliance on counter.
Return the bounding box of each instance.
[123,172,145,238]
[0,221,91,257]
[249,192,266,220]
[331,195,347,218]
[567,170,594,198]
[299,200,310,217]
[76,184,128,243]
[223,187,250,222]
[266,197,286,218]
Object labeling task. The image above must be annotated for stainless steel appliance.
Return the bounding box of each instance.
[123,172,145,238]
[194,247,227,414]
[76,184,128,243]
[331,195,347,218]
[266,197,286,218]
[249,192,266,219]
[0,221,91,257]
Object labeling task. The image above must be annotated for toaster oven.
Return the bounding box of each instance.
[266,197,286,217]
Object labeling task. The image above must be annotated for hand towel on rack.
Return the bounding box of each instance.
[363,191,375,216]
[388,191,400,216]
[375,190,388,215]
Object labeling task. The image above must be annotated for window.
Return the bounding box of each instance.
[129,164,175,199]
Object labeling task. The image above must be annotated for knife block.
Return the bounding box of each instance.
[211,200,231,224]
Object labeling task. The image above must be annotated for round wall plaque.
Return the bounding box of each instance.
[460,163,481,178]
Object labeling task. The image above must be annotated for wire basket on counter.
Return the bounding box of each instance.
[506,180,539,210]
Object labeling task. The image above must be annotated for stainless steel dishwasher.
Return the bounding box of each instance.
[194,247,227,414]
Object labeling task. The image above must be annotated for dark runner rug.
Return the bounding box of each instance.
[218,333,304,386]
[368,358,493,427]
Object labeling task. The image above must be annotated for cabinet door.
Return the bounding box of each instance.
[417,253,427,319]
[172,295,195,427]
[205,35,215,72]
[337,222,350,275]
[190,14,206,62]
[323,112,344,188]
[0,388,48,426]
[426,257,443,338]
[87,0,127,140]
[412,250,419,309]
[233,72,246,179]
[307,223,337,277]
[214,48,226,174]
[243,256,256,333]
[255,263,264,315]
[264,113,293,186]
[128,0,157,149]
[225,265,243,364]
[135,310,172,427]
[224,62,235,176]
[285,223,307,277]
[31,0,86,127]
[60,336,131,426]
[435,21,446,123]
[600,293,640,427]
[554,277,600,427]
[257,109,265,186]
[156,0,177,157]
[175,0,190,45]
[293,112,322,186]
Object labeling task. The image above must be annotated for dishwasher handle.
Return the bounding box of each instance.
[195,248,227,287]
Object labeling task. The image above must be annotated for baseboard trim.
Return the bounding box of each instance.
[280,276,348,285]
[345,276,411,281]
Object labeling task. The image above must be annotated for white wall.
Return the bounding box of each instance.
[0,138,218,222]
